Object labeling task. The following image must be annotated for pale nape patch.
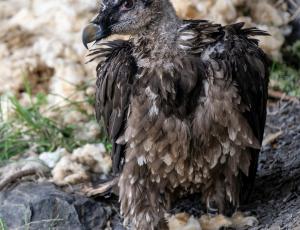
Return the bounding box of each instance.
[167,212,258,230]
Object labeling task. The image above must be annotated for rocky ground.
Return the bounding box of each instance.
[0,100,299,230]
[248,100,300,229]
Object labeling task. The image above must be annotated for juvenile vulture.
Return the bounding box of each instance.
[82,0,269,229]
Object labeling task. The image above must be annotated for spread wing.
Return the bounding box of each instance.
[183,22,269,203]
[91,40,137,175]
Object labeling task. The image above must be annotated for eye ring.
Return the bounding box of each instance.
[120,0,134,11]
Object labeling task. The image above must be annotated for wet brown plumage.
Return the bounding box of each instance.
[83,0,269,229]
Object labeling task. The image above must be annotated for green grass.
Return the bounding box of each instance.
[0,117,29,161]
[0,94,80,161]
[270,61,300,97]
[270,41,300,98]
[0,79,105,162]
[0,218,7,230]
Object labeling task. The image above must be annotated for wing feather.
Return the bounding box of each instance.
[188,22,269,203]
[94,40,137,174]
[211,24,269,202]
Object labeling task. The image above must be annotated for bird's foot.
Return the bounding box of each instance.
[167,212,258,230]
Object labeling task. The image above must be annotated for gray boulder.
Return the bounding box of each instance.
[0,182,112,230]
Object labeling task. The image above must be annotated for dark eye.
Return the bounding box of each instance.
[120,0,134,11]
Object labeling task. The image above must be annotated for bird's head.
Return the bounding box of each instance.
[82,0,170,49]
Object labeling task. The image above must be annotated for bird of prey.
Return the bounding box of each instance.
[82,0,269,229]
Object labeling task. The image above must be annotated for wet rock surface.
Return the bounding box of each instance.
[0,101,299,230]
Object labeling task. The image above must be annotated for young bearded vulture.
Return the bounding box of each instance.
[82,0,269,229]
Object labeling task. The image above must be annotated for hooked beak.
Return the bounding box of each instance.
[82,23,108,49]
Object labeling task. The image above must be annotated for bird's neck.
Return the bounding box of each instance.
[133,1,181,58]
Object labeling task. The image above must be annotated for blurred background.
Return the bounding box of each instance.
[0,0,299,181]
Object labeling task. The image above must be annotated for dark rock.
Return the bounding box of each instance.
[0,182,112,230]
